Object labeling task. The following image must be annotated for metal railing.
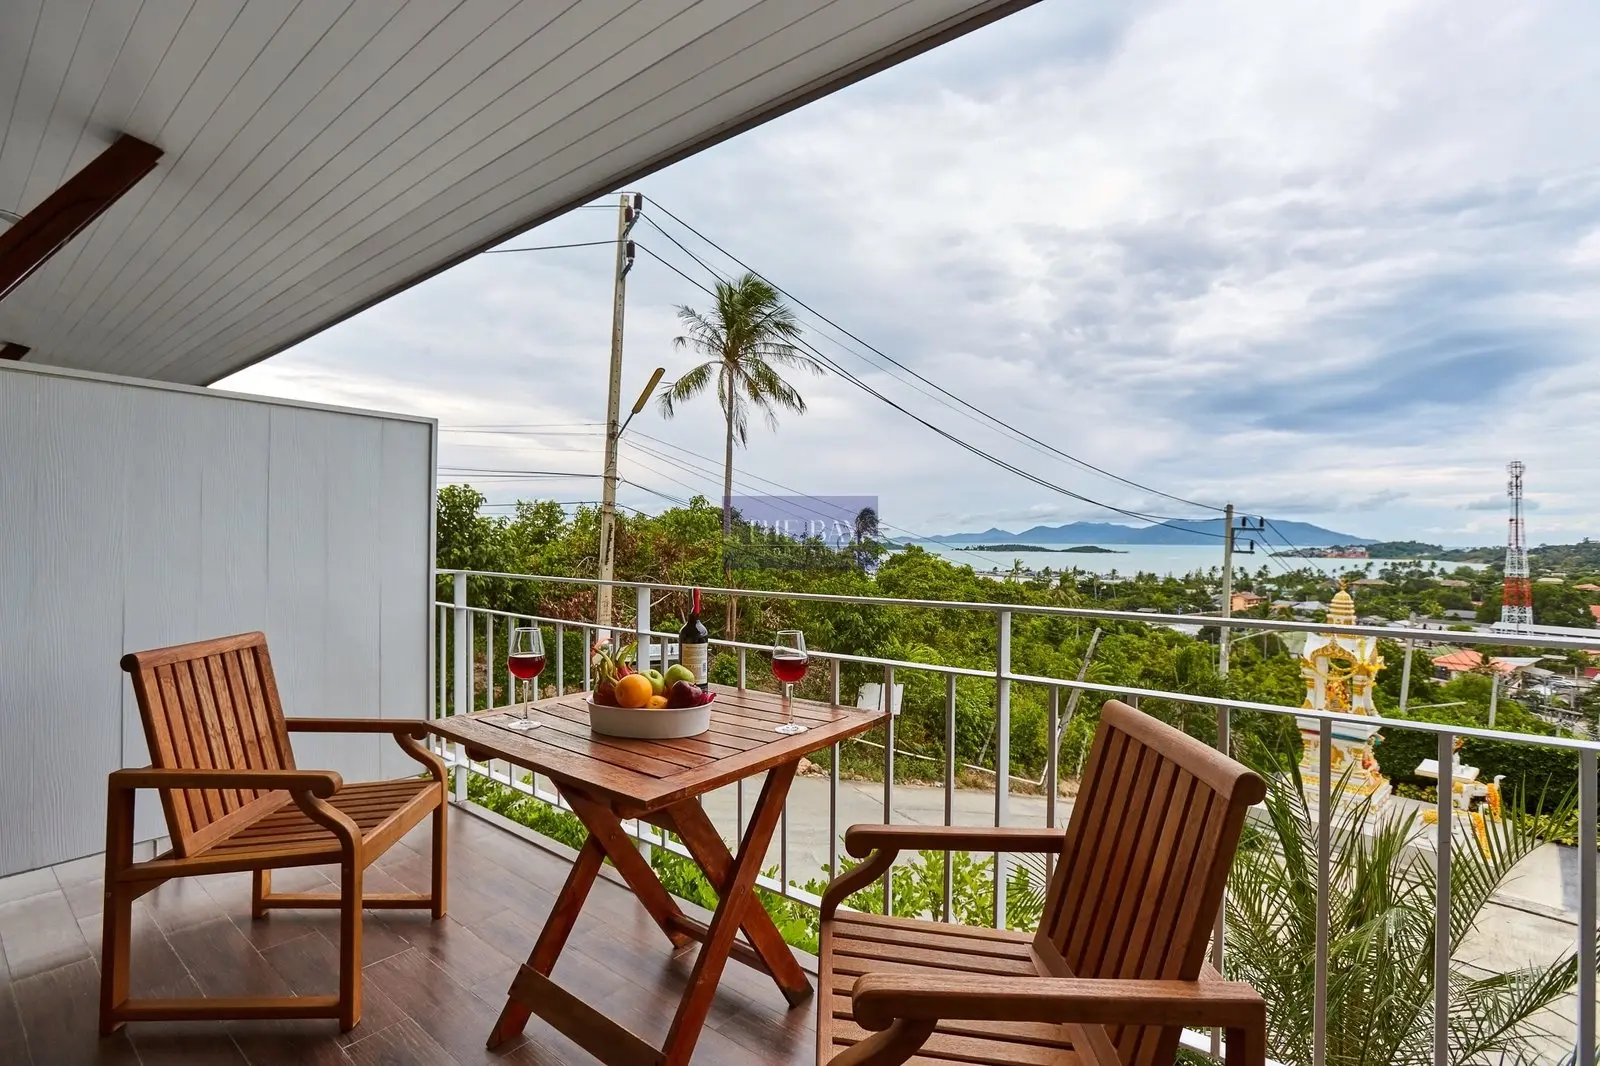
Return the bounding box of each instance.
[433,569,1600,1065]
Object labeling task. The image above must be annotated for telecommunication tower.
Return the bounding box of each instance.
[1500,460,1533,630]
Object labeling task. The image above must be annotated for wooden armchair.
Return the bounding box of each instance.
[100,632,448,1035]
[818,699,1269,1066]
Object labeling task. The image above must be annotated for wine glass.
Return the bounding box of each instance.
[770,629,809,735]
[506,627,545,731]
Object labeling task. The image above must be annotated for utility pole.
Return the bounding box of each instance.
[1219,503,1234,678]
[596,193,640,632]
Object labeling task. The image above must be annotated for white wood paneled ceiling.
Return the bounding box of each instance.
[0,0,1034,386]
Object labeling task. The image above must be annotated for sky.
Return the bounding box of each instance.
[222,0,1600,549]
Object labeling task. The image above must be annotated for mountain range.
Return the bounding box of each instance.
[901,519,1374,548]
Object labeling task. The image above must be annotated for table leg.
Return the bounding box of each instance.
[659,798,813,1006]
[489,835,604,1048]
[560,786,693,951]
[661,761,800,1066]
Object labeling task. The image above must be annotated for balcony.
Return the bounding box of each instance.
[0,570,1594,1063]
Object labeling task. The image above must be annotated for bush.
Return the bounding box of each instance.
[1371,707,1582,817]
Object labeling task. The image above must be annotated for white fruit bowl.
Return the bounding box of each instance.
[586,698,711,739]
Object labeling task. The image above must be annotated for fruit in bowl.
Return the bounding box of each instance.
[614,673,653,708]
[665,680,716,709]
[589,639,638,707]
[663,663,695,688]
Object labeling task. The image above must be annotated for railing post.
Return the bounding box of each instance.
[582,624,592,692]
[1434,731,1453,1066]
[830,658,841,880]
[943,674,958,923]
[1046,685,1060,888]
[555,622,565,697]
[1400,638,1415,713]
[1581,748,1597,1066]
[635,584,652,672]
[995,609,1012,929]
[883,664,896,916]
[738,647,747,689]
[452,573,469,802]
[1314,718,1332,1066]
[1210,700,1232,1058]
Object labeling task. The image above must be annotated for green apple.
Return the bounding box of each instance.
[664,664,695,689]
[644,669,666,696]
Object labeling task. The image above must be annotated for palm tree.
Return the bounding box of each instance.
[1226,748,1580,1066]
[658,273,824,544]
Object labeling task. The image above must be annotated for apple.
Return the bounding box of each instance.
[644,669,665,696]
[666,680,701,709]
[664,664,695,688]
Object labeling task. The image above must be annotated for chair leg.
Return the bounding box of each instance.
[338,858,363,1031]
[252,869,271,919]
[99,883,133,1036]
[430,796,448,920]
[100,783,136,1036]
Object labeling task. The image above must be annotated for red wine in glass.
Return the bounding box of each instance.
[772,630,809,735]
[507,627,544,730]
[507,654,545,679]
[770,652,808,684]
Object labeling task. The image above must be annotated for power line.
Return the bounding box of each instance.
[640,197,1227,515]
[638,241,1218,536]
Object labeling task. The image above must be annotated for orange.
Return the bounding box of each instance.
[646,695,669,709]
[614,673,654,708]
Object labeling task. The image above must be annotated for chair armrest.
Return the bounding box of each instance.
[852,973,1265,1030]
[284,717,429,736]
[108,767,342,797]
[844,824,1066,859]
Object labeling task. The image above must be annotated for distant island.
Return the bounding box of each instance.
[971,543,1124,554]
[899,518,1373,548]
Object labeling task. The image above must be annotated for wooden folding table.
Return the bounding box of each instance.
[429,685,885,1066]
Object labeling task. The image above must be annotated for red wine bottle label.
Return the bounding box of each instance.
[681,642,708,684]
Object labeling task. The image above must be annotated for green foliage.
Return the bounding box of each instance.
[1479,582,1599,629]
[1228,745,1581,1066]
[1371,699,1586,818]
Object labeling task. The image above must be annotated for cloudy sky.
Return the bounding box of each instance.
[223,0,1600,548]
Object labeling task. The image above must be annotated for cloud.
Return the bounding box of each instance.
[224,0,1600,545]
[1463,495,1540,512]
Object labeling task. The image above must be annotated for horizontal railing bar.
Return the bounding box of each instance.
[437,569,1600,651]
[1002,671,1600,750]
[439,602,1600,752]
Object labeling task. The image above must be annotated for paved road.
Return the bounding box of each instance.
[695,773,1057,882]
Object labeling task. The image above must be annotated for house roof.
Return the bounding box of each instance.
[0,0,1034,385]
[1591,605,1600,622]
[1432,648,1483,671]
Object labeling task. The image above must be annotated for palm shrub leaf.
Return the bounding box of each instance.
[1227,742,1582,1066]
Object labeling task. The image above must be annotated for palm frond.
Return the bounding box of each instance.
[658,361,716,418]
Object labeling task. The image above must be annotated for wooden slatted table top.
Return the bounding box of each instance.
[429,685,885,814]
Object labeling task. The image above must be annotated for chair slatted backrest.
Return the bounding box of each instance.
[121,632,296,857]
[1034,700,1266,1066]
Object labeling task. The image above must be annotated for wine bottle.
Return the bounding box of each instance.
[679,587,709,691]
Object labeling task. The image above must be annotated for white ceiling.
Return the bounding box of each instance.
[0,0,1035,386]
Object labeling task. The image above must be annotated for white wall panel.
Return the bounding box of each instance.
[0,362,435,876]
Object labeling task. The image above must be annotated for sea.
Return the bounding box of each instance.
[897,541,1482,579]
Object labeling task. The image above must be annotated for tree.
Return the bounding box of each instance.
[657,273,824,545]
[1227,750,1580,1066]
[1478,583,1598,629]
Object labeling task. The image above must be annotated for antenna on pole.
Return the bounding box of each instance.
[1500,459,1533,631]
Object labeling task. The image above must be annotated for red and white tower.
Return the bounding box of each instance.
[1500,460,1533,630]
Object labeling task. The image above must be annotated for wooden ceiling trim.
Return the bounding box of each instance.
[0,134,163,304]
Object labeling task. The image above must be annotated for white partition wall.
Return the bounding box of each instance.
[0,362,436,876]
